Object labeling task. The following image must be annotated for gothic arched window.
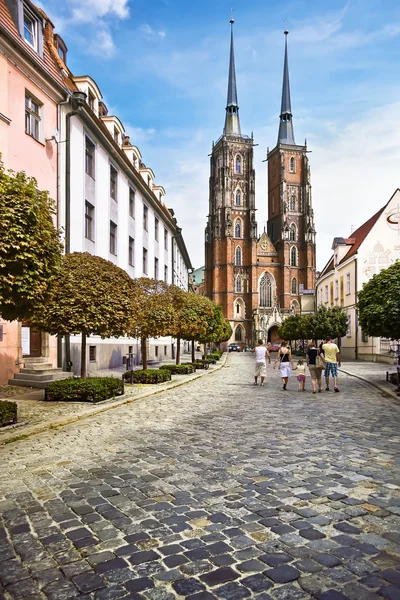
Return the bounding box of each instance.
[235,190,241,206]
[291,277,297,294]
[289,224,296,241]
[290,195,296,211]
[259,274,272,308]
[289,157,295,173]
[290,246,297,266]
[235,325,243,342]
[235,276,242,293]
[235,246,242,266]
[235,155,242,174]
[234,220,241,238]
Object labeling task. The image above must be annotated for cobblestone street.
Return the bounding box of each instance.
[0,353,399,600]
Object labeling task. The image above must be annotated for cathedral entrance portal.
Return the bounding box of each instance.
[268,326,280,344]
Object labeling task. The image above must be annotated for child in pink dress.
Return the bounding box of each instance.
[295,360,306,391]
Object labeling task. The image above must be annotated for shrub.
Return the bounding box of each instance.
[194,361,209,370]
[0,400,17,427]
[161,364,196,375]
[45,377,124,403]
[124,369,171,384]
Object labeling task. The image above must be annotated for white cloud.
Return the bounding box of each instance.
[86,29,116,58]
[139,24,166,40]
[125,126,157,145]
[69,0,129,23]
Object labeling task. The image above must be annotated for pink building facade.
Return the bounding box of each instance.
[0,0,67,384]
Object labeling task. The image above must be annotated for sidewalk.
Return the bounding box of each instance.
[0,355,227,445]
[340,359,400,401]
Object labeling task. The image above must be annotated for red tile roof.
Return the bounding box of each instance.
[0,0,67,91]
[339,205,386,264]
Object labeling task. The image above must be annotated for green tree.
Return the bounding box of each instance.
[358,261,400,340]
[308,305,348,342]
[129,278,175,370]
[278,315,307,342]
[197,303,227,350]
[32,253,138,379]
[0,161,62,321]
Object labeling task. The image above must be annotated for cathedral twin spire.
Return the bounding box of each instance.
[223,24,296,145]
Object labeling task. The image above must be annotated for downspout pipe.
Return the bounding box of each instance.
[355,257,358,361]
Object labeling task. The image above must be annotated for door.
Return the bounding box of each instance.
[29,327,42,357]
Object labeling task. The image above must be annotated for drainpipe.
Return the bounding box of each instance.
[64,90,87,371]
[355,257,358,361]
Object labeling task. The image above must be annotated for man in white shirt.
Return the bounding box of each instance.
[251,339,271,386]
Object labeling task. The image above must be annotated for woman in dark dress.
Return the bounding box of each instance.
[307,342,324,393]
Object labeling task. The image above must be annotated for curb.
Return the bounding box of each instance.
[0,355,228,446]
[339,368,400,403]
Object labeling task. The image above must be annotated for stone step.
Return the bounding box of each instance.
[8,378,56,389]
[20,368,66,375]
[22,357,49,364]
[21,363,53,371]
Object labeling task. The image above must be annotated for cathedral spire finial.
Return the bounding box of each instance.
[278,30,295,145]
[224,19,241,136]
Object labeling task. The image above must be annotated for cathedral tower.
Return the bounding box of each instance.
[267,31,316,311]
[205,20,257,347]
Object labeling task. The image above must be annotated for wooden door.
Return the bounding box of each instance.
[29,328,42,357]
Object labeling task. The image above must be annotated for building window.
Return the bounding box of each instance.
[85,136,95,178]
[334,279,339,299]
[236,302,240,314]
[259,274,272,307]
[291,277,297,294]
[164,228,168,250]
[129,188,135,217]
[155,346,158,357]
[289,224,296,241]
[164,265,168,282]
[235,276,242,293]
[109,221,117,255]
[143,205,148,231]
[235,325,243,342]
[235,220,241,238]
[325,285,328,302]
[164,345,167,356]
[235,190,241,206]
[88,91,95,110]
[23,10,37,48]
[346,273,351,295]
[128,236,134,266]
[25,93,41,141]
[235,155,242,174]
[290,246,297,266]
[113,127,119,144]
[289,157,295,173]
[154,257,159,279]
[290,195,296,211]
[110,165,117,200]
[347,314,351,337]
[85,202,94,241]
[235,246,242,266]
[362,331,368,343]
[155,218,159,242]
[143,248,148,274]
[89,346,96,362]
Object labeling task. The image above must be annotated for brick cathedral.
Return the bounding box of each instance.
[204,24,316,347]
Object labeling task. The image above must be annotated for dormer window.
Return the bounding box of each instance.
[88,91,95,111]
[23,10,36,47]
[113,127,119,144]
[55,35,67,63]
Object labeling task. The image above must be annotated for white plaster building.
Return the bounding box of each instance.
[316,189,400,362]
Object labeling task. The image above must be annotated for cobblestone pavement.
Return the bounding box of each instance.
[0,353,399,600]
[339,362,399,400]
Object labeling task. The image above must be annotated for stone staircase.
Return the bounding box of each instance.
[9,357,73,389]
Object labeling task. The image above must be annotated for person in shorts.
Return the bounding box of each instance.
[322,336,341,392]
[252,339,270,386]
[307,342,324,394]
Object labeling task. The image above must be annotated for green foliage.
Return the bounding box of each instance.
[129,278,175,340]
[209,352,222,360]
[358,261,400,340]
[193,360,209,370]
[278,306,348,342]
[0,400,17,427]
[126,368,171,384]
[168,287,216,341]
[0,160,62,321]
[32,252,137,337]
[160,363,196,374]
[278,315,307,341]
[45,377,124,402]
[197,304,228,345]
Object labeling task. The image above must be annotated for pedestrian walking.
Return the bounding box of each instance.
[322,336,341,392]
[307,342,324,394]
[295,359,306,391]
[251,339,271,386]
[274,341,293,390]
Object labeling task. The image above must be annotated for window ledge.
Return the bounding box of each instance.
[25,132,44,146]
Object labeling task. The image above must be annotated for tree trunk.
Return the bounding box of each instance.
[81,331,87,379]
[176,337,181,365]
[141,337,147,370]
[191,340,195,363]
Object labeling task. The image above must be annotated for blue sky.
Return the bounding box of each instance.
[42,0,400,271]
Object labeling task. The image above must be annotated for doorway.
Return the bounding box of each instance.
[268,326,280,344]
[21,323,42,357]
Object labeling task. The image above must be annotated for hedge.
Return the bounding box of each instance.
[0,400,17,427]
[123,368,171,384]
[194,361,209,370]
[161,364,196,375]
[45,377,124,403]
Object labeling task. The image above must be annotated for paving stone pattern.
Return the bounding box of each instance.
[0,353,399,599]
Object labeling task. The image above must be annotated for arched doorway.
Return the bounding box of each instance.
[268,325,280,344]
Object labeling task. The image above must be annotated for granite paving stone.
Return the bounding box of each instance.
[0,355,399,600]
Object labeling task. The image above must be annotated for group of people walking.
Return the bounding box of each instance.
[252,337,341,393]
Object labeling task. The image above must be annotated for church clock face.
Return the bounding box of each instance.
[260,239,269,251]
